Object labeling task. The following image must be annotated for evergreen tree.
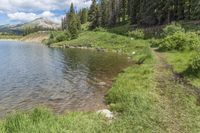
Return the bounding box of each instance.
[89,0,101,29]
[120,0,128,22]
[100,0,109,26]
[88,0,97,22]
[62,0,200,29]
[67,3,80,39]
[80,8,88,24]
[109,0,118,26]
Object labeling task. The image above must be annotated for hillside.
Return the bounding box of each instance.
[16,18,60,29]
[0,18,60,34]
[20,32,49,43]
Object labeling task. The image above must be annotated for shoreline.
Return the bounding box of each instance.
[0,39,19,41]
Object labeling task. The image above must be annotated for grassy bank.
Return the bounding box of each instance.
[164,51,200,88]
[51,31,148,61]
[0,30,168,132]
[0,34,22,40]
[0,52,167,132]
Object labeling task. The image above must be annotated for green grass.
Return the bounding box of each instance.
[0,107,107,133]
[164,51,200,87]
[0,34,22,40]
[105,57,167,132]
[52,31,149,61]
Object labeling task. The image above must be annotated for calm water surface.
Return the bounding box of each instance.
[0,41,131,116]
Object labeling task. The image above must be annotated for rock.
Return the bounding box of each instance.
[97,109,114,119]
[98,82,106,86]
[96,48,105,52]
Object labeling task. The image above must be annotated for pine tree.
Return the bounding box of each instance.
[67,3,80,39]
[120,0,128,22]
[89,0,101,29]
[88,0,97,22]
[109,0,117,26]
[100,0,109,26]
[80,8,88,24]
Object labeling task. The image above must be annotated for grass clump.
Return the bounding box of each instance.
[128,29,144,39]
[0,107,106,133]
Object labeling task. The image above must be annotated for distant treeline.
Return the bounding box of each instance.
[61,0,200,38]
[23,26,55,36]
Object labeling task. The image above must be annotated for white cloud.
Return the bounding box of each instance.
[40,11,55,18]
[0,0,91,12]
[7,11,63,24]
[64,0,92,9]
[7,12,37,22]
[0,0,92,24]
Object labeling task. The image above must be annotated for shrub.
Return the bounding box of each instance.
[159,31,200,51]
[128,29,144,39]
[149,38,161,47]
[55,32,71,42]
[163,23,185,37]
[45,31,71,45]
[188,53,200,74]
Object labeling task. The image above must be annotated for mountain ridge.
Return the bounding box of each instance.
[0,18,60,34]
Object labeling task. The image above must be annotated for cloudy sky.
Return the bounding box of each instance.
[0,0,91,25]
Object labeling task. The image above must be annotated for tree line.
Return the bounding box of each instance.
[61,0,200,37]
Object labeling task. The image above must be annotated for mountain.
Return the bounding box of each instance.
[15,18,60,29]
[0,18,60,34]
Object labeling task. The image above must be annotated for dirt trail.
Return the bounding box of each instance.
[154,49,200,133]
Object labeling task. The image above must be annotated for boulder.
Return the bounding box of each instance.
[97,109,114,119]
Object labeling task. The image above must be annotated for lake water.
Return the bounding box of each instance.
[0,41,131,116]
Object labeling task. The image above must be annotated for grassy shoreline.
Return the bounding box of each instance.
[0,30,166,132]
[0,35,22,40]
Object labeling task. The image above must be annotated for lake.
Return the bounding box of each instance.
[0,41,132,116]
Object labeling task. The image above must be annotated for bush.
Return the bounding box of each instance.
[159,31,200,51]
[55,32,71,42]
[149,38,161,47]
[163,23,185,37]
[128,29,144,39]
[188,53,200,74]
[46,31,71,45]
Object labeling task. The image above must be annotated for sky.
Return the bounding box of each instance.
[0,0,92,25]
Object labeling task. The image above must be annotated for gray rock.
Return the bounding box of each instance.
[97,109,114,119]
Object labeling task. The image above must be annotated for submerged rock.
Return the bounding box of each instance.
[98,82,106,86]
[97,109,114,119]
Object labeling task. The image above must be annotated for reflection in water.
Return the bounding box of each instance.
[0,41,132,116]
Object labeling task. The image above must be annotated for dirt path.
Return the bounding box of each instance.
[154,49,200,133]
